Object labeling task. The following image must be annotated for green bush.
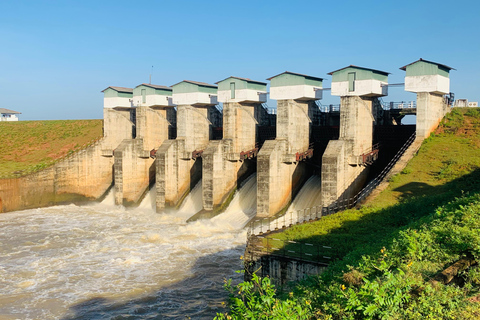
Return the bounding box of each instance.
[215,273,313,320]
[220,194,480,319]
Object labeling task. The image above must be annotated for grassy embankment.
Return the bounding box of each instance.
[217,108,480,319]
[0,120,103,178]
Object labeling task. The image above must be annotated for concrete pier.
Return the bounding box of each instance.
[322,66,388,206]
[400,59,454,139]
[415,92,449,139]
[257,72,323,217]
[156,80,218,212]
[200,77,268,215]
[113,84,175,206]
[256,100,315,217]
[321,96,375,206]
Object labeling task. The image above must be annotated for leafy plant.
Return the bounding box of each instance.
[215,272,312,320]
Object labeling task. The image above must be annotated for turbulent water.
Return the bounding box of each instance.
[286,175,322,215]
[250,175,322,234]
[0,178,259,320]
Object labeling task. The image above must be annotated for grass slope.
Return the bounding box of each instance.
[0,120,103,177]
[217,108,480,319]
[265,107,480,258]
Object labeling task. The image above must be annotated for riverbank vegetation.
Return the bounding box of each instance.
[0,120,102,178]
[216,108,480,319]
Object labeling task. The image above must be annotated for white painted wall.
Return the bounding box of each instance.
[217,89,267,103]
[0,114,19,121]
[270,85,322,100]
[103,97,133,108]
[405,75,449,95]
[173,92,218,106]
[132,94,175,107]
[331,80,388,97]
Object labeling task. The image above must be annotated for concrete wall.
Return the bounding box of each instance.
[156,104,211,212]
[173,92,217,106]
[177,105,211,152]
[331,79,388,97]
[218,89,267,104]
[270,85,322,101]
[416,92,449,139]
[201,102,260,212]
[102,108,135,151]
[0,139,114,213]
[245,252,327,286]
[276,99,313,153]
[405,75,449,95]
[256,99,315,218]
[156,139,202,211]
[321,96,374,206]
[113,106,173,205]
[113,139,155,206]
[103,97,132,108]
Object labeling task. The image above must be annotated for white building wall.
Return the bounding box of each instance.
[331,79,387,97]
[104,97,133,108]
[217,89,267,103]
[173,92,217,106]
[405,75,450,95]
[132,94,174,107]
[0,114,19,121]
[270,85,322,100]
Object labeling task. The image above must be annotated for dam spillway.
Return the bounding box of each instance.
[0,59,454,220]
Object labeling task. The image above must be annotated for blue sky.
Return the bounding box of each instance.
[1,0,478,120]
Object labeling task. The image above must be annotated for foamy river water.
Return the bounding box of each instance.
[0,173,322,319]
[0,179,255,320]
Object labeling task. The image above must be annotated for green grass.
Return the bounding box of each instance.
[0,120,103,177]
[219,108,480,319]
[264,107,480,258]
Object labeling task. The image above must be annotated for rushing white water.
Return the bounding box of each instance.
[177,179,204,218]
[286,175,322,215]
[138,185,156,210]
[0,188,253,319]
[212,174,257,229]
[251,175,322,234]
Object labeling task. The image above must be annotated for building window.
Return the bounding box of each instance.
[230,82,235,99]
[348,72,356,92]
[141,89,146,103]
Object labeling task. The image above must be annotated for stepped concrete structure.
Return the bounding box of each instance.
[321,66,388,207]
[257,72,323,217]
[113,84,175,206]
[156,80,219,212]
[400,58,454,139]
[196,77,268,218]
[0,60,455,216]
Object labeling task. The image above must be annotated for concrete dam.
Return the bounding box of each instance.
[0,59,455,219]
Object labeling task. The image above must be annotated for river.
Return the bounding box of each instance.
[0,173,318,319]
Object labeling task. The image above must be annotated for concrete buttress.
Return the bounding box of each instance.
[156,105,210,212]
[113,106,173,205]
[256,100,315,218]
[416,92,449,139]
[321,96,373,206]
[201,102,260,214]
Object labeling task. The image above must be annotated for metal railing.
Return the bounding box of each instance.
[246,131,417,237]
[381,101,416,110]
[262,103,277,115]
[315,101,341,113]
